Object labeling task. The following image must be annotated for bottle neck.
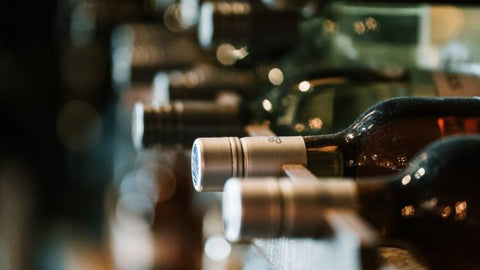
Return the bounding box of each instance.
[306,146,344,177]
[303,133,345,148]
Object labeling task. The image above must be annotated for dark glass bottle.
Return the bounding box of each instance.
[222,135,480,268]
[132,93,246,149]
[191,97,480,191]
[266,67,480,136]
[135,67,479,149]
[198,0,301,64]
[152,63,262,103]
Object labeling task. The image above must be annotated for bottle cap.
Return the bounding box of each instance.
[132,101,242,149]
[222,177,358,241]
[223,178,283,241]
[191,136,307,191]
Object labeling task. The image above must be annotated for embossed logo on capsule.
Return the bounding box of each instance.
[268,137,282,144]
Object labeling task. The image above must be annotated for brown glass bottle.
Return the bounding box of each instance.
[223,135,480,268]
[192,97,480,191]
[303,97,480,177]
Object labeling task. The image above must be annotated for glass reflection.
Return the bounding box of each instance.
[401,205,415,217]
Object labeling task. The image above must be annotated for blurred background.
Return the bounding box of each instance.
[0,1,271,269]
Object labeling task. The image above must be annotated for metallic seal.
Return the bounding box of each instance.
[222,177,358,241]
[191,136,307,192]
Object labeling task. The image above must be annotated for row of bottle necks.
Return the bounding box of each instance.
[99,1,480,269]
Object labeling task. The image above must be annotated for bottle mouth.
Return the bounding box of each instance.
[131,102,180,149]
[191,140,203,191]
[191,137,243,192]
[132,102,146,150]
[198,2,214,48]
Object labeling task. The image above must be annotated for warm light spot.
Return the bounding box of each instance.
[397,155,408,166]
[414,167,426,179]
[401,175,411,185]
[217,2,232,15]
[401,205,415,217]
[365,17,377,31]
[162,103,172,113]
[437,118,445,137]
[298,81,311,92]
[262,99,273,112]
[353,21,366,35]
[268,68,284,86]
[294,123,305,132]
[455,201,468,221]
[308,117,323,130]
[323,20,338,34]
[184,72,200,88]
[441,206,451,218]
[216,43,249,66]
[231,2,250,14]
[456,201,467,212]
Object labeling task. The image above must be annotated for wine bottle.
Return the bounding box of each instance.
[112,37,212,93]
[222,135,480,268]
[254,2,480,74]
[135,67,470,145]
[132,67,388,149]
[152,63,262,103]
[191,97,480,191]
[198,0,301,64]
[266,68,480,136]
[132,93,246,149]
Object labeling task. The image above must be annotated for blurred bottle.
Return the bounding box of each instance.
[325,3,480,71]
[107,149,203,270]
[222,135,480,268]
[132,92,245,149]
[207,2,480,74]
[191,97,480,191]
[198,0,301,65]
[112,22,213,94]
[152,63,266,103]
[261,0,480,13]
[265,68,480,136]
[135,67,480,150]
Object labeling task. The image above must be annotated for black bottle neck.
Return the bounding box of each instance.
[300,97,480,177]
